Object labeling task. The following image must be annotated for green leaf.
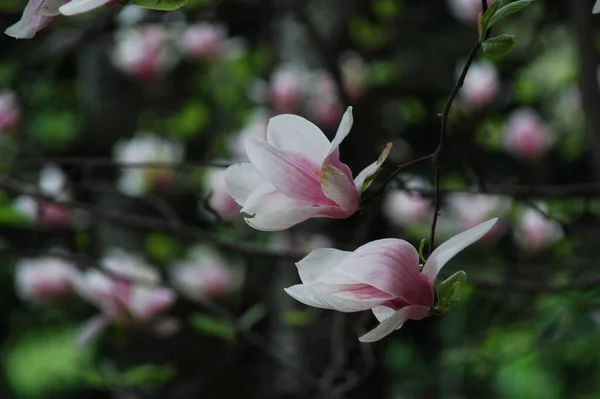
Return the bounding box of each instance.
[123,364,176,390]
[418,238,427,263]
[488,0,536,29]
[237,303,267,331]
[434,270,467,314]
[190,313,235,341]
[481,34,518,59]
[479,0,501,40]
[130,0,187,11]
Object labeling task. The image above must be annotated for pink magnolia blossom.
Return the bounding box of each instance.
[204,167,241,220]
[225,107,391,231]
[444,193,511,241]
[514,206,564,251]
[340,51,368,100]
[5,0,115,39]
[181,23,227,61]
[0,90,20,132]
[269,65,308,114]
[382,175,431,228]
[285,219,497,342]
[447,0,496,25]
[15,256,74,302]
[111,25,179,82]
[170,246,235,301]
[502,108,553,161]
[70,249,177,346]
[307,71,344,129]
[461,61,499,108]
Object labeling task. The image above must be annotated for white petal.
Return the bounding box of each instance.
[317,165,359,213]
[324,107,353,160]
[296,248,352,284]
[224,163,263,206]
[245,204,322,231]
[267,114,330,165]
[594,0,600,14]
[354,142,392,191]
[372,306,395,322]
[74,314,110,347]
[241,180,278,215]
[358,305,430,343]
[422,218,498,284]
[284,284,386,312]
[284,285,328,308]
[59,0,111,15]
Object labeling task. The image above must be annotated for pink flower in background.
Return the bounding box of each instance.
[445,193,511,240]
[307,71,344,129]
[111,25,179,82]
[225,107,391,231]
[70,248,178,346]
[13,164,71,226]
[461,61,499,108]
[0,90,20,132]
[340,51,368,100]
[170,246,235,301]
[15,256,73,303]
[285,219,498,342]
[204,168,241,220]
[5,0,114,39]
[382,175,431,228]
[447,0,495,25]
[269,65,308,114]
[181,22,227,61]
[502,109,553,161]
[514,206,564,251]
[113,132,184,196]
[230,108,270,160]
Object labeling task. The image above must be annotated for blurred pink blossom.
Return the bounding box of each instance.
[111,25,179,82]
[340,51,368,100]
[269,65,308,114]
[307,71,344,129]
[514,206,564,251]
[0,90,20,132]
[70,248,178,346]
[444,193,511,241]
[461,61,499,108]
[170,246,236,301]
[502,108,553,161]
[15,256,74,302]
[181,22,227,61]
[286,219,497,342]
[382,175,431,228]
[447,0,496,25]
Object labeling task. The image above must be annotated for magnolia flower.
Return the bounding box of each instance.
[15,256,73,302]
[461,60,499,108]
[285,219,498,342]
[70,248,178,346]
[5,0,115,39]
[447,0,495,25]
[0,90,20,132]
[13,164,70,225]
[307,71,344,129]
[502,108,553,161]
[444,193,511,240]
[225,107,391,231]
[514,206,564,251]
[114,132,184,196]
[382,175,431,228]
[204,168,241,220]
[340,51,368,100]
[170,246,235,301]
[269,65,309,114]
[181,22,227,61]
[111,25,179,82]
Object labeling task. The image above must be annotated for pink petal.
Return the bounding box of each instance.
[336,239,433,306]
[323,106,353,161]
[74,314,110,347]
[5,0,53,39]
[285,283,391,312]
[317,165,359,214]
[59,0,111,15]
[422,218,498,284]
[296,248,353,284]
[224,163,264,206]
[354,143,392,192]
[129,287,176,321]
[266,114,330,165]
[358,305,430,343]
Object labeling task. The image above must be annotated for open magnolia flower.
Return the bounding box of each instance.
[225,107,391,231]
[5,0,115,39]
[285,218,497,342]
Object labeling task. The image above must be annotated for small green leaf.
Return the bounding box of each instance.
[479,0,501,40]
[237,303,267,332]
[488,0,536,29]
[418,238,427,264]
[190,313,235,341]
[130,0,187,11]
[434,270,468,314]
[482,34,518,59]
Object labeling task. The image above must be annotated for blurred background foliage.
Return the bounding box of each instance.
[1,0,600,398]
